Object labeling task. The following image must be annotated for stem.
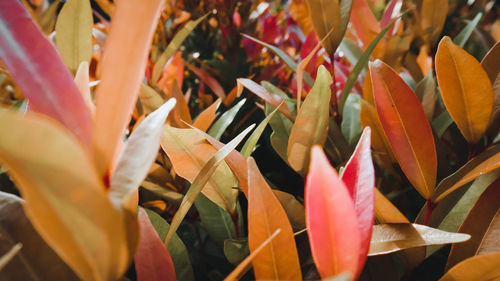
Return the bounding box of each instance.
[423,199,437,226]
[467,143,476,161]
[329,53,339,123]
[230,209,240,238]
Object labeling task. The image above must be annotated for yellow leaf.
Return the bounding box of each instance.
[55,0,93,73]
[435,36,494,144]
[0,110,129,281]
[161,126,238,211]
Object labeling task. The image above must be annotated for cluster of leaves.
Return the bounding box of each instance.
[0,0,499,280]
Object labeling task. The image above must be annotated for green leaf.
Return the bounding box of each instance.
[195,193,244,247]
[152,14,208,83]
[241,104,280,157]
[453,13,482,48]
[55,0,93,73]
[341,94,362,147]
[432,110,454,138]
[339,18,397,113]
[143,208,195,281]
[224,238,249,265]
[287,66,332,174]
[208,98,246,140]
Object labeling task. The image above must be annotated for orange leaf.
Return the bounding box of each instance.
[305,146,360,279]
[370,60,437,199]
[193,99,221,132]
[435,36,494,144]
[247,157,302,280]
[350,0,380,48]
[93,0,164,177]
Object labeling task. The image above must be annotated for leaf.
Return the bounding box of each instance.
[74,62,96,116]
[359,100,396,164]
[224,238,249,265]
[207,98,246,140]
[152,14,208,83]
[237,79,294,121]
[453,13,482,48]
[340,127,375,277]
[0,110,130,281]
[247,157,302,280]
[433,143,500,202]
[439,251,500,281]
[55,0,92,73]
[368,223,470,256]
[0,0,92,146]
[144,208,195,281]
[93,0,164,178]
[170,82,193,127]
[272,190,306,231]
[370,60,437,199]
[242,34,314,87]
[435,36,494,144]
[288,0,313,35]
[481,41,500,137]
[0,192,79,280]
[287,66,332,175]
[185,62,226,100]
[110,99,176,210]
[417,0,449,45]
[305,0,353,54]
[374,188,408,223]
[341,94,362,146]
[446,177,500,269]
[305,146,360,279]
[164,125,254,247]
[139,83,165,115]
[339,18,397,113]
[223,229,281,281]
[266,103,293,164]
[135,208,176,281]
[162,126,238,211]
[0,243,22,272]
[415,71,436,122]
[193,99,221,132]
[194,193,244,247]
[241,104,280,157]
[432,110,454,138]
[350,0,380,47]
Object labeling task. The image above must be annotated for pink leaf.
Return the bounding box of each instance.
[305,145,360,280]
[341,127,375,278]
[0,0,92,147]
[135,208,176,281]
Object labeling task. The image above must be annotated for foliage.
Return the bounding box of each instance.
[0,0,499,280]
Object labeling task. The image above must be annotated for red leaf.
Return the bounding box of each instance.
[370,60,437,199]
[135,208,176,281]
[305,145,360,280]
[0,0,92,147]
[341,127,375,278]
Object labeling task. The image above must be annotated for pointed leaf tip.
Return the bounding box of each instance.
[306,145,360,280]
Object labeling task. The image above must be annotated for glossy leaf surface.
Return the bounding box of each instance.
[247,157,302,280]
[306,146,360,279]
[288,66,332,175]
[341,127,375,275]
[369,223,470,255]
[435,36,494,144]
[370,60,437,199]
[446,177,500,269]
